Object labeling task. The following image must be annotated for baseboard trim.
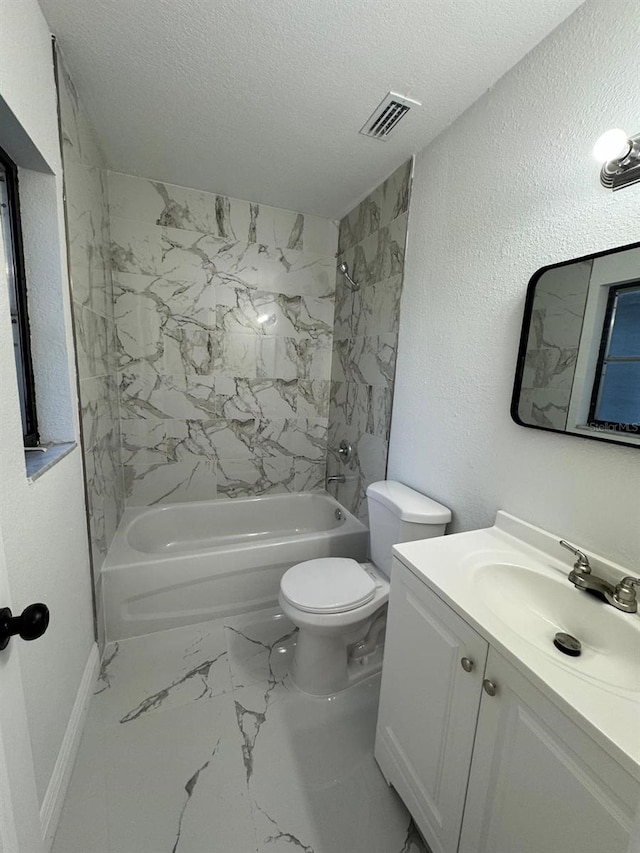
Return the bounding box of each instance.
[40,642,99,849]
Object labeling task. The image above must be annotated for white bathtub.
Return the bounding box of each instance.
[102,491,368,640]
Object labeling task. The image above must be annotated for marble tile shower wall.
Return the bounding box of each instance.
[328,160,412,522]
[57,53,124,647]
[518,260,591,430]
[108,173,338,505]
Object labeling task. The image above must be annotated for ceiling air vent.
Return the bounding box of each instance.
[360,92,421,141]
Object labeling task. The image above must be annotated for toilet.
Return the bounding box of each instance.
[279,480,451,695]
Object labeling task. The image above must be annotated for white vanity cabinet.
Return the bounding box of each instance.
[375,558,638,853]
[374,560,489,853]
[459,647,634,853]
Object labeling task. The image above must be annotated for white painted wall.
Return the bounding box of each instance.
[389,0,640,569]
[0,0,61,171]
[0,0,95,810]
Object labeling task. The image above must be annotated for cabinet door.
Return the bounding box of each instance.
[375,560,489,853]
[459,648,637,853]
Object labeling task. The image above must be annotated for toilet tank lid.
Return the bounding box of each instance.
[366,481,452,524]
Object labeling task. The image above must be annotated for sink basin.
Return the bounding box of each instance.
[394,513,640,772]
[474,563,640,693]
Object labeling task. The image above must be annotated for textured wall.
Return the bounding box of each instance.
[108,173,337,504]
[57,53,124,649]
[389,0,640,568]
[0,0,95,808]
[328,160,411,522]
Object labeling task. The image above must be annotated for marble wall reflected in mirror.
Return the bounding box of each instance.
[512,242,640,447]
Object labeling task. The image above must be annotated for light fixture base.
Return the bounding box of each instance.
[600,132,640,191]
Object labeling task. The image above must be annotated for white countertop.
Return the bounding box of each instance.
[393,511,640,782]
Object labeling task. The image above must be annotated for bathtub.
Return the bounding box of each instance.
[102,491,368,640]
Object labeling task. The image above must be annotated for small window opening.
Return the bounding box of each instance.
[0,147,39,446]
[588,281,640,434]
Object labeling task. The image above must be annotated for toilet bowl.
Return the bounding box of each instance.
[279,481,451,695]
[280,558,390,695]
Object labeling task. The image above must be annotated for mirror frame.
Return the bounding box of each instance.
[511,239,640,449]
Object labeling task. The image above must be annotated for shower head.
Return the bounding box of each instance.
[336,260,359,291]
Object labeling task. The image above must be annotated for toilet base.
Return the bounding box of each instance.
[290,610,387,696]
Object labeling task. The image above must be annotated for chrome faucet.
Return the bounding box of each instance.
[559,540,640,614]
[559,540,592,579]
[614,577,640,612]
[326,475,346,485]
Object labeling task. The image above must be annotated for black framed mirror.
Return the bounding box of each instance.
[511,241,640,448]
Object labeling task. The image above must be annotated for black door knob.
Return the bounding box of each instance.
[0,603,49,650]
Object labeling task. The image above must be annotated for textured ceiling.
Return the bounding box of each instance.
[39,0,585,218]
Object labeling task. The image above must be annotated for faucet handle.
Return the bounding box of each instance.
[613,576,640,612]
[559,540,591,573]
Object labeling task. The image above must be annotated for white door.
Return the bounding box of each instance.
[375,559,488,853]
[0,523,45,853]
[459,647,636,853]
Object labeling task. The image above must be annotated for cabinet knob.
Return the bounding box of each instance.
[482,679,498,697]
[460,657,474,672]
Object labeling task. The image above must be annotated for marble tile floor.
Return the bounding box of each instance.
[53,607,428,853]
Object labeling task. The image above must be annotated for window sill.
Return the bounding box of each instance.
[25,442,76,481]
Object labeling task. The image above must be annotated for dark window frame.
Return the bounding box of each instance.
[588,280,640,433]
[0,145,39,446]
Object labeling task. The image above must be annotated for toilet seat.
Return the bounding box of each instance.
[280,558,377,614]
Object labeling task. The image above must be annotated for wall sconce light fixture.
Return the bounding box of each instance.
[593,128,640,190]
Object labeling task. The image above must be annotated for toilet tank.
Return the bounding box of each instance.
[366,481,451,578]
